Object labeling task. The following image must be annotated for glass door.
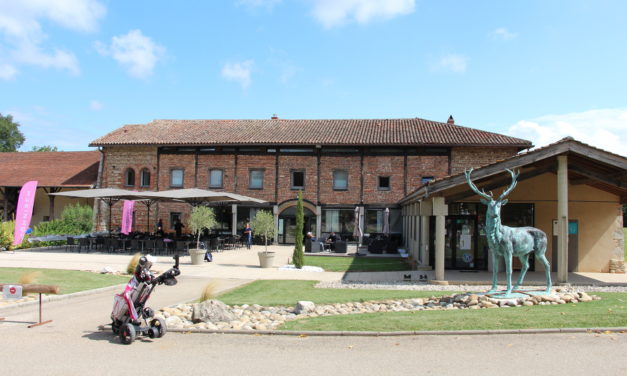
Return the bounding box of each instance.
[443,216,477,270]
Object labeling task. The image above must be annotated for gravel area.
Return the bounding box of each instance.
[315,281,627,293]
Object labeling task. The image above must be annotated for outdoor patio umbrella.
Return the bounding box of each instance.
[50,188,154,235]
[352,206,363,245]
[382,207,390,236]
[141,188,266,206]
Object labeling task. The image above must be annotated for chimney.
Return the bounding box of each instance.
[447,115,454,125]
[271,114,279,120]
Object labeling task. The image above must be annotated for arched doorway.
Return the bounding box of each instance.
[278,205,316,244]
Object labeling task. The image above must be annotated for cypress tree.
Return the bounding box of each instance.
[292,191,305,268]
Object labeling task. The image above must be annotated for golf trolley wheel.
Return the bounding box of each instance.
[119,323,136,345]
[111,321,120,335]
[150,318,167,338]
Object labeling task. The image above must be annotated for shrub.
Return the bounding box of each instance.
[0,220,14,251]
[127,253,142,275]
[292,191,304,269]
[199,280,220,302]
[32,204,93,237]
[188,206,216,250]
[251,210,275,253]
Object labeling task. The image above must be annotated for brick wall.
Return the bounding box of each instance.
[197,154,236,191]
[450,147,519,175]
[319,155,361,205]
[277,155,318,203]
[98,146,512,231]
[158,153,196,189]
[100,146,158,232]
[235,155,277,202]
[406,155,449,193]
[362,156,405,204]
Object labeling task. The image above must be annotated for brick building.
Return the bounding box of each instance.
[89,116,530,244]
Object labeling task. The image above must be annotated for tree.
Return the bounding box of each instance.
[31,145,59,152]
[292,191,305,268]
[187,206,216,250]
[251,210,275,253]
[0,113,25,152]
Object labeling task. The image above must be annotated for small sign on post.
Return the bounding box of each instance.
[3,285,22,300]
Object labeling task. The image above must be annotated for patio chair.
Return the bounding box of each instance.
[175,241,188,255]
[143,239,156,254]
[78,238,90,253]
[334,240,347,253]
[154,239,166,255]
[209,237,221,252]
[311,241,323,253]
[130,239,142,253]
[66,237,78,252]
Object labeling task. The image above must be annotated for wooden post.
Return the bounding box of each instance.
[0,284,60,328]
[432,197,448,282]
[557,155,569,283]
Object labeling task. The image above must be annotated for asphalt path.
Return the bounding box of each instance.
[1,277,626,375]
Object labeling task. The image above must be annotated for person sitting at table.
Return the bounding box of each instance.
[325,232,340,251]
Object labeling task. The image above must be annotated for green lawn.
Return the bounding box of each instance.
[303,255,410,272]
[282,292,627,331]
[0,267,129,295]
[218,280,454,306]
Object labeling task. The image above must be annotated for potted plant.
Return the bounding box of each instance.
[251,210,275,268]
[187,206,216,265]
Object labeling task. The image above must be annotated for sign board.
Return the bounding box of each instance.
[3,285,23,300]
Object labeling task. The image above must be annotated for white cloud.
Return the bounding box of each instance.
[433,54,467,73]
[90,100,103,111]
[221,60,254,89]
[0,63,17,79]
[96,30,165,79]
[0,0,106,77]
[507,108,627,156]
[491,27,518,40]
[311,0,415,28]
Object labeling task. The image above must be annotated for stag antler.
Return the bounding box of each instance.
[498,169,520,201]
[464,168,493,201]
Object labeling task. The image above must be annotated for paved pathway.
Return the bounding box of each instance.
[1,246,626,375]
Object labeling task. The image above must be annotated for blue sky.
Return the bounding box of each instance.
[1,0,625,155]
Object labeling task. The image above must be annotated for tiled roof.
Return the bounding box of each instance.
[0,151,100,187]
[400,137,627,204]
[90,118,532,148]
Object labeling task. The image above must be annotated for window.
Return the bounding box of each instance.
[322,209,354,233]
[291,170,305,190]
[169,212,182,230]
[378,176,390,190]
[170,169,184,187]
[125,168,135,186]
[366,209,384,233]
[140,168,150,187]
[209,169,223,188]
[249,169,264,189]
[333,170,348,190]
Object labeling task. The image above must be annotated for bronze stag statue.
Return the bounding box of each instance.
[465,168,551,297]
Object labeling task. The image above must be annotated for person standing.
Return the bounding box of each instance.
[243,223,253,249]
[174,219,184,238]
[156,219,164,236]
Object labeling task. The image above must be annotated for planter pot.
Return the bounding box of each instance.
[257,251,276,268]
[189,248,206,265]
